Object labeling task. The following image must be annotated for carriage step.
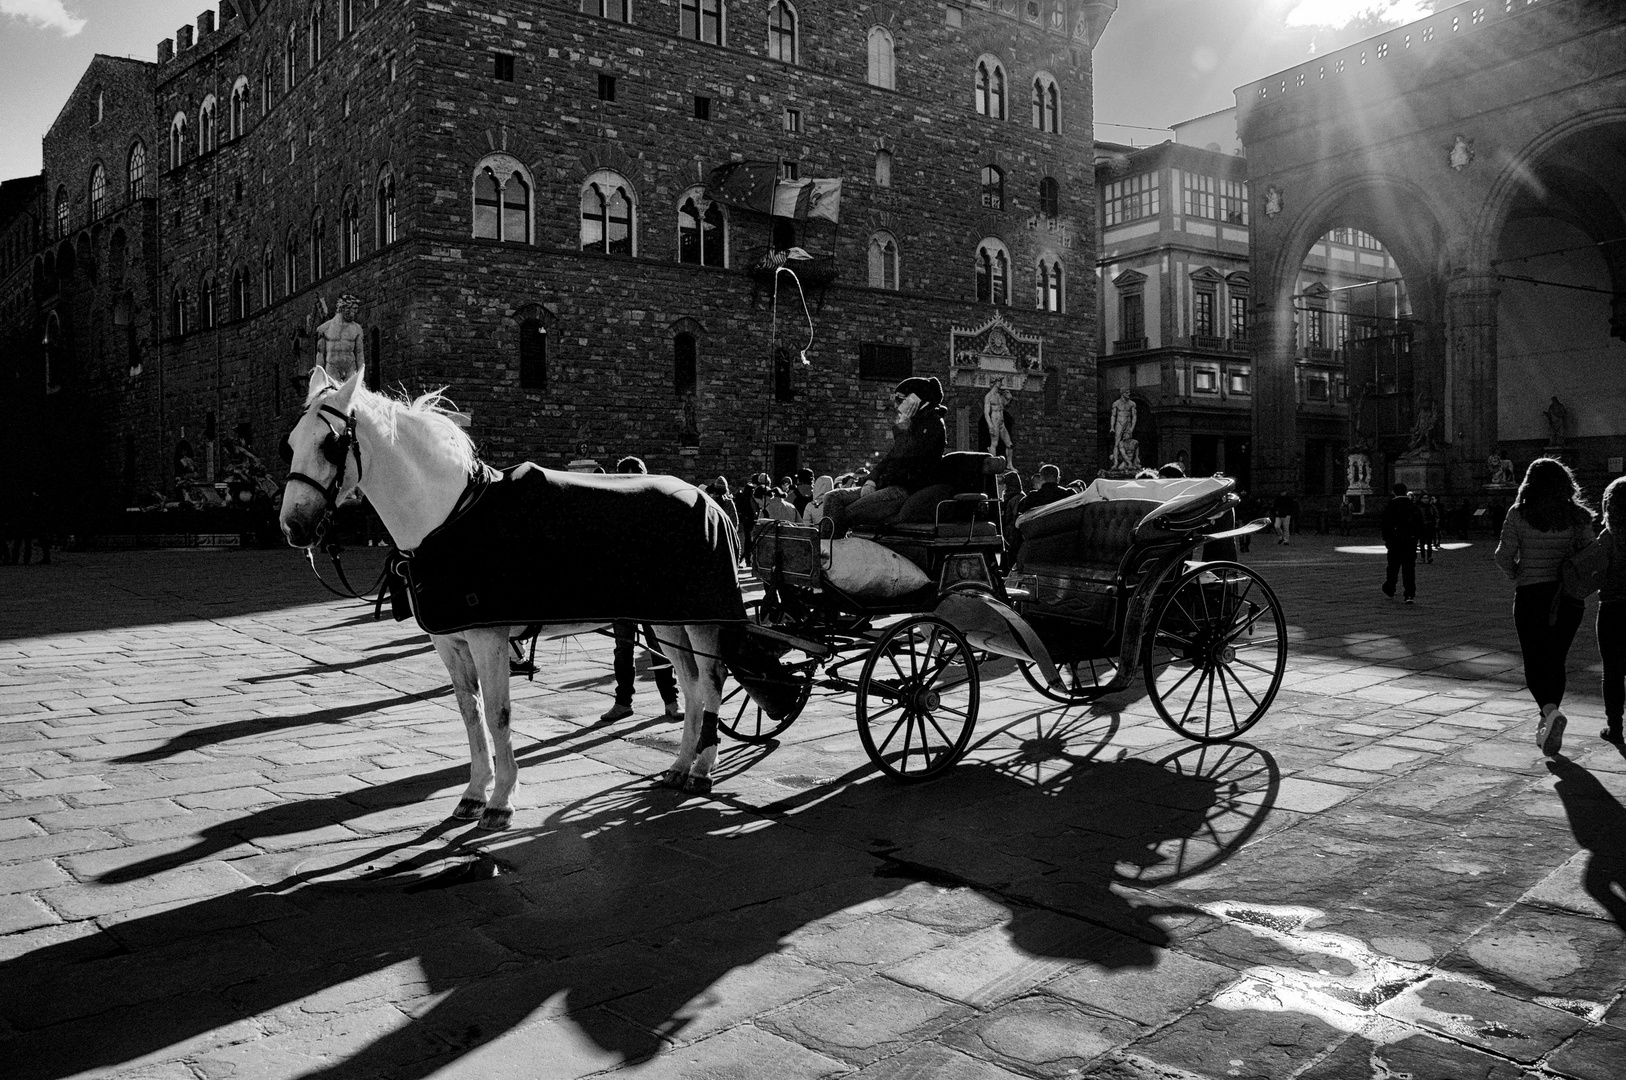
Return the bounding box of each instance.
[744,623,831,657]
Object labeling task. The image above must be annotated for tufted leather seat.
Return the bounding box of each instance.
[1016,499,1161,575]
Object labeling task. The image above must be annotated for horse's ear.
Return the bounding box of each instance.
[330,365,363,411]
[305,366,330,402]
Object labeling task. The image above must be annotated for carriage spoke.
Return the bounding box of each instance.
[1179,665,1211,730]
[877,710,910,755]
[923,712,956,748]
[1229,654,1277,678]
[1223,604,1268,644]
[1215,662,1240,730]
[1220,662,1262,708]
[1159,658,1203,699]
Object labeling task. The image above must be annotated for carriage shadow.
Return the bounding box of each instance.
[1,745,1277,1079]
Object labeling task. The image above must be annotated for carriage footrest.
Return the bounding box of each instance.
[728,631,805,722]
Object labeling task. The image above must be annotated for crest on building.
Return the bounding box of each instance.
[1448,134,1475,171]
[948,312,1045,391]
[1263,186,1283,218]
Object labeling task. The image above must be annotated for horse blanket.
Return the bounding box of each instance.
[396,464,746,635]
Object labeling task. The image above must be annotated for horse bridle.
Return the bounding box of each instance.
[281,400,363,509]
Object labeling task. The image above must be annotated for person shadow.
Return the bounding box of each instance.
[1545,756,1626,928]
[1,735,1277,1080]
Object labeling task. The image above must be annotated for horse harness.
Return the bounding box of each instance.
[280,400,362,509]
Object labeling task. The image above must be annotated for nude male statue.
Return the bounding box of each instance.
[983,379,1013,463]
[1110,388,1137,458]
[314,294,366,381]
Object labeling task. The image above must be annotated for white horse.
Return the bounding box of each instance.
[279,366,732,831]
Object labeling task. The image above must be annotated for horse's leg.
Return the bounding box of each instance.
[468,627,518,831]
[652,625,704,791]
[431,633,491,820]
[682,624,729,795]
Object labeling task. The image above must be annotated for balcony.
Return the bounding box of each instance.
[1190,334,1224,352]
[1113,337,1148,354]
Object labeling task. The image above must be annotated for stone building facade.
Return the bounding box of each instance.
[3,0,1121,522]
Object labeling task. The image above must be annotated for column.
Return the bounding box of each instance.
[1444,269,1499,490]
[1250,301,1300,496]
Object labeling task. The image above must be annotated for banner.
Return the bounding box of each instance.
[705,162,842,222]
[771,178,842,223]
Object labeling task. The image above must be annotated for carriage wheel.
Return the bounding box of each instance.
[1017,657,1118,705]
[856,615,980,782]
[1142,562,1286,743]
[718,659,814,744]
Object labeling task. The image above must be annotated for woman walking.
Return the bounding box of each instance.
[1595,477,1626,744]
[1494,458,1595,756]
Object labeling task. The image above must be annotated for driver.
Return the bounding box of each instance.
[823,377,946,537]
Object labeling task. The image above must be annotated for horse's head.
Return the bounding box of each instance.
[279,365,364,548]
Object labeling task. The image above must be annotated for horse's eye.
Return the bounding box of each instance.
[320,433,344,466]
[279,438,294,464]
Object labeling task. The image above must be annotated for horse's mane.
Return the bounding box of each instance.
[355,385,479,475]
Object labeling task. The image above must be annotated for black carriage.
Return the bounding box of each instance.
[725,467,1287,783]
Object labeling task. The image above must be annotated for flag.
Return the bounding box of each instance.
[771,179,842,223]
[704,161,780,216]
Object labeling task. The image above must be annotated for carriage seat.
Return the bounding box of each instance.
[855,451,1004,544]
[1014,499,1162,579]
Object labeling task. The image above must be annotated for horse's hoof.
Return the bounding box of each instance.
[682,775,713,796]
[477,808,513,832]
[451,798,487,821]
[658,770,686,790]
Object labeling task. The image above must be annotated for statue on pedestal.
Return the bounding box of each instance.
[1487,448,1515,487]
[1345,450,1373,493]
[314,294,366,381]
[1108,388,1139,473]
[1112,436,1141,473]
[1543,396,1568,447]
[983,379,1013,464]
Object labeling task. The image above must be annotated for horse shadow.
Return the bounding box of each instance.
[1,739,1277,1079]
[1545,756,1626,928]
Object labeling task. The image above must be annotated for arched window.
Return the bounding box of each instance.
[342,188,360,264]
[680,0,723,43]
[768,1,797,64]
[170,285,188,336]
[580,171,635,255]
[975,56,1006,119]
[261,57,274,114]
[310,209,326,280]
[199,273,217,329]
[89,166,107,221]
[199,95,217,154]
[868,231,899,290]
[1036,257,1063,312]
[284,227,299,295]
[677,190,725,266]
[581,0,632,22]
[1031,73,1059,132]
[471,156,533,243]
[674,331,698,396]
[262,244,275,306]
[54,186,68,239]
[518,317,547,390]
[285,22,299,90]
[981,165,1004,210]
[230,77,249,139]
[376,165,397,246]
[309,4,324,66]
[169,113,188,170]
[43,312,63,391]
[976,239,1010,305]
[867,26,895,89]
[1038,176,1059,217]
[874,149,892,188]
[128,142,147,202]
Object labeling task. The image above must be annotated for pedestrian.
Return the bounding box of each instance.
[1339,498,1353,536]
[14,490,51,566]
[601,455,681,723]
[1494,457,1596,757]
[1236,490,1258,554]
[762,485,797,522]
[1273,491,1298,545]
[790,468,815,518]
[999,469,1025,571]
[1595,477,1626,745]
[1381,482,1420,604]
[1420,493,1441,562]
[1018,463,1069,512]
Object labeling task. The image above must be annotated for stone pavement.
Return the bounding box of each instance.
[1,534,1624,1080]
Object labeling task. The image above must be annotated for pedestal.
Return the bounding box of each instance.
[566,458,600,473]
[1344,484,1373,516]
[1393,457,1447,496]
[1542,445,1568,463]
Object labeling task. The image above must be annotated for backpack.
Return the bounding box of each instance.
[1559,528,1609,602]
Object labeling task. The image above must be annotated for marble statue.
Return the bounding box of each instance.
[314,294,366,381]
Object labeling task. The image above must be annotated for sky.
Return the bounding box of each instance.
[0,0,1441,182]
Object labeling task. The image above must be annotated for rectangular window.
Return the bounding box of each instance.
[1228,367,1251,395]
[598,73,616,101]
[859,342,913,380]
[783,108,801,133]
[1229,294,1250,341]
[519,320,546,389]
[1219,178,1248,224]
[1120,291,1144,342]
[1104,172,1159,227]
[1194,290,1215,336]
[582,0,632,21]
[1193,366,1219,393]
[681,0,722,43]
[693,95,710,120]
[494,53,515,81]
[780,159,799,181]
[1182,172,1217,219]
[1305,371,1330,401]
[1305,308,1326,348]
